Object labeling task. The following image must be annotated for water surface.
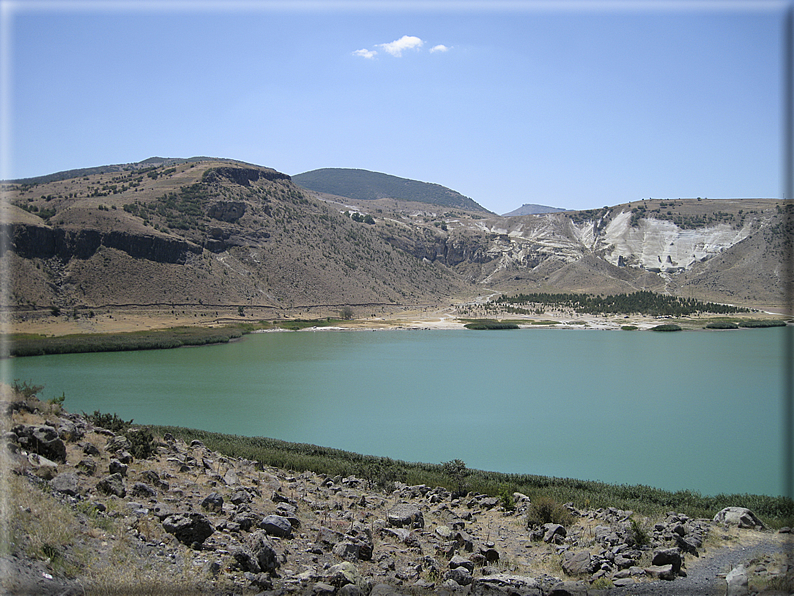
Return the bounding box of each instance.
[9,327,788,496]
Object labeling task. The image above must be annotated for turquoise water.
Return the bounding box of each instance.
[7,327,790,497]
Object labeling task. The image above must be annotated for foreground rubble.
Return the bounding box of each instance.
[2,398,789,595]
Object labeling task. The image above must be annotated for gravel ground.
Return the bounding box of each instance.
[607,531,793,595]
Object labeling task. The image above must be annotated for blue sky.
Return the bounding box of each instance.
[1,0,788,213]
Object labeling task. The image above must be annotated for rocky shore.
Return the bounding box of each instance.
[2,394,791,595]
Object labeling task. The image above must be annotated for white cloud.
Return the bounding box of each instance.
[430,44,450,53]
[378,35,424,57]
[353,48,377,59]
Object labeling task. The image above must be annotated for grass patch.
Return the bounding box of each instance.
[739,319,787,328]
[275,318,346,331]
[459,318,520,330]
[4,323,265,357]
[621,325,638,331]
[705,321,739,330]
[649,323,682,332]
[147,424,794,527]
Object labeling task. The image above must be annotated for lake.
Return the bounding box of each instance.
[7,327,789,497]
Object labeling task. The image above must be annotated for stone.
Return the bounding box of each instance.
[333,540,371,561]
[713,507,765,530]
[244,572,273,590]
[387,503,424,529]
[108,459,128,477]
[49,472,80,497]
[325,561,360,588]
[246,530,280,573]
[543,523,566,544]
[450,554,475,573]
[96,473,126,497]
[644,564,676,581]
[16,425,67,463]
[231,547,260,573]
[369,584,404,596]
[311,582,336,596]
[105,435,132,453]
[562,550,592,576]
[57,421,83,442]
[231,488,251,505]
[28,453,59,479]
[161,513,214,546]
[444,567,473,586]
[82,442,100,456]
[258,514,292,538]
[547,580,589,595]
[652,547,682,573]
[130,482,156,499]
[76,459,96,475]
[470,573,543,595]
[726,564,749,596]
[201,492,224,513]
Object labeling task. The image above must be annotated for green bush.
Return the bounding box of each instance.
[739,320,787,328]
[705,321,738,329]
[85,411,132,434]
[650,324,682,332]
[127,428,155,459]
[526,496,573,527]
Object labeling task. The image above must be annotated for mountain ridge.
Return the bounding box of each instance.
[2,159,790,326]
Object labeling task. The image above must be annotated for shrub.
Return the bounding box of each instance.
[85,411,133,434]
[127,427,155,459]
[498,484,516,511]
[526,496,573,527]
[705,321,738,329]
[650,324,682,332]
[621,325,638,331]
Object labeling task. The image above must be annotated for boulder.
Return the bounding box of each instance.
[28,453,59,480]
[49,472,80,497]
[258,514,293,538]
[246,530,280,573]
[387,503,424,529]
[325,561,360,588]
[444,566,473,586]
[547,580,589,595]
[105,435,132,454]
[713,507,765,530]
[15,424,67,463]
[652,547,682,574]
[644,564,676,581]
[543,523,566,544]
[96,473,126,497]
[726,564,749,596]
[162,512,214,546]
[470,573,543,595]
[332,540,372,561]
[130,482,157,499]
[201,492,224,513]
[561,551,592,576]
[108,459,128,477]
[450,554,475,573]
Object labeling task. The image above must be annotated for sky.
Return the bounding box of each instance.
[1,0,789,214]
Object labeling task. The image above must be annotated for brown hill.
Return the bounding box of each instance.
[2,160,790,329]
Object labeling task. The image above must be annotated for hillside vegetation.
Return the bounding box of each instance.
[2,158,791,329]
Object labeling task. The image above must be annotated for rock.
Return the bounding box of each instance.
[231,547,261,573]
[246,530,280,573]
[726,564,749,596]
[547,580,589,595]
[57,421,83,442]
[244,572,273,590]
[543,523,566,544]
[223,468,239,486]
[230,488,251,505]
[338,583,363,596]
[151,502,175,520]
[332,540,372,561]
[15,424,67,463]
[201,492,224,513]
[130,482,156,499]
[49,472,80,496]
[713,507,765,530]
[470,573,543,595]
[311,581,336,595]
[444,567,473,586]
[369,583,405,596]
[325,561,360,587]
[387,503,424,529]
[108,459,128,477]
[161,513,214,546]
[644,564,676,581]
[561,550,592,576]
[652,547,682,573]
[105,435,132,454]
[76,459,96,475]
[450,554,475,573]
[96,473,126,497]
[28,453,59,479]
[258,514,292,538]
[82,442,100,456]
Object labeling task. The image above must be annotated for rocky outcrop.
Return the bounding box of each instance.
[3,397,784,595]
[5,223,202,263]
[207,201,246,223]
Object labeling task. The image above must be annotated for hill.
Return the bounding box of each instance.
[292,168,490,214]
[502,203,567,216]
[1,158,790,331]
